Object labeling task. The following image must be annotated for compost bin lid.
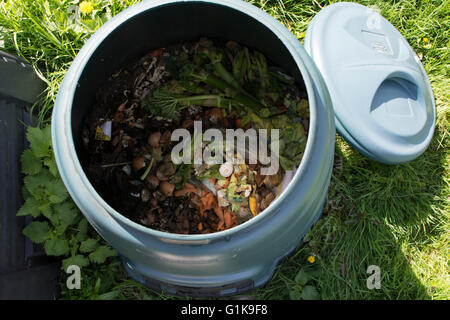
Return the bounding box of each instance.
[304,2,435,164]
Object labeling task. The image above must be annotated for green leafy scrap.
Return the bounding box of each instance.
[195,164,223,180]
[175,163,192,189]
[296,99,309,119]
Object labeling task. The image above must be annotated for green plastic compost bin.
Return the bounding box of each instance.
[52,0,434,296]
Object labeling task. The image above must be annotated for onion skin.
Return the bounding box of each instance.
[219,162,233,177]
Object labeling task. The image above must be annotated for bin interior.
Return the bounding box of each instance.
[72,2,306,152]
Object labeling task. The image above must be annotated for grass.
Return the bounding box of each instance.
[1,0,449,299]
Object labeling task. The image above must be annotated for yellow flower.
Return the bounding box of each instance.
[79,1,94,15]
[422,37,432,49]
[307,255,315,264]
[295,31,305,39]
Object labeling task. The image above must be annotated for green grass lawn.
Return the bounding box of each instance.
[1,0,448,300]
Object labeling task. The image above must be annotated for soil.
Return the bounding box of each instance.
[80,38,308,234]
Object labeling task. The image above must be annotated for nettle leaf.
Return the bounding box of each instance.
[294,269,310,286]
[44,157,58,177]
[89,245,117,264]
[21,149,42,175]
[42,125,52,148]
[61,255,90,271]
[79,238,99,253]
[23,221,50,244]
[289,288,302,300]
[39,202,53,218]
[55,221,69,235]
[301,285,320,300]
[76,219,89,242]
[22,185,31,200]
[44,238,70,256]
[49,194,66,204]
[45,178,68,204]
[39,203,63,231]
[17,197,41,218]
[54,201,79,227]
[27,126,51,158]
[24,170,55,200]
[24,173,47,196]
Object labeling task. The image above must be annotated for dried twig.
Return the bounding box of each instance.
[101,161,131,168]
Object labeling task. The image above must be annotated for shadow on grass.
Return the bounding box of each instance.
[249,127,447,299]
[327,129,445,299]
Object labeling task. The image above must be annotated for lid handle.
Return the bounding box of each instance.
[341,64,431,140]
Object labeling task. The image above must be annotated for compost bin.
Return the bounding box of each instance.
[52,0,434,296]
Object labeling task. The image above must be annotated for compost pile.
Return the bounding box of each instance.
[81,38,309,234]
